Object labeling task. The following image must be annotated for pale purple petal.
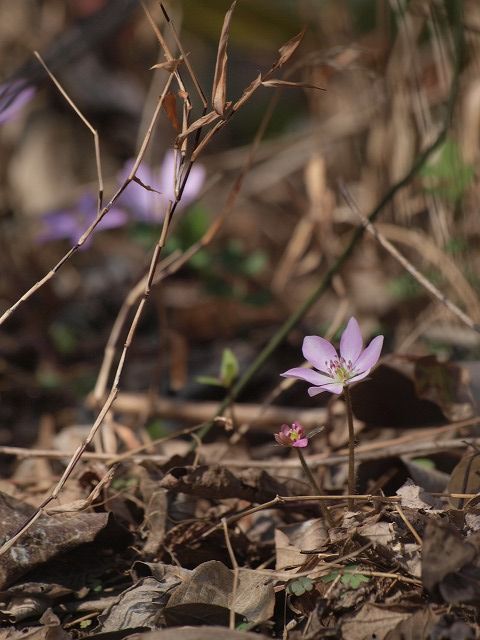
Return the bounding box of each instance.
[118,160,163,222]
[0,83,36,125]
[292,438,308,448]
[345,369,371,385]
[281,367,334,386]
[340,317,363,364]
[159,150,205,207]
[96,207,128,230]
[302,336,337,373]
[354,335,384,374]
[158,150,176,202]
[182,163,206,205]
[308,382,343,396]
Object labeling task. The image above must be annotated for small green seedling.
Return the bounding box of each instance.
[322,564,369,590]
[287,576,314,596]
[197,348,239,388]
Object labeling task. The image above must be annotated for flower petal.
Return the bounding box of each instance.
[302,336,338,373]
[308,382,343,396]
[281,367,335,386]
[354,335,384,374]
[340,317,363,364]
[292,438,308,448]
[345,369,371,385]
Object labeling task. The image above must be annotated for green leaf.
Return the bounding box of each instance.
[220,348,239,387]
[196,375,225,387]
[243,250,268,276]
[287,576,314,596]
[420,138,474,202]
[147,419,169,439]
[80,620,92,629]
[411,457,436,470]
[321,565,369,590]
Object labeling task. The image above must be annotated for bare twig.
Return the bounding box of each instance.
[222,517,239,630]
[34,51,104,209]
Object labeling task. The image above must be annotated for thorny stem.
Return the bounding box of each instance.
[344,385,356,510]
[296,448,333,526]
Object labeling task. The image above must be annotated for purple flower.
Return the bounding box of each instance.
[274,422,309,448]
[118,151,206,223]
[0,82,36,125]
[37,193,128,246]
[281,317,383,396]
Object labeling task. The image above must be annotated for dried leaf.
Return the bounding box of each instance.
[163,92,180,131]
[275,519,328,569]
[176,110,220,143]
[98,577,175,632]
[384,607,439,640]
[273,29,305,71]
[413,356,474,422]
[164,560,274,626]
[422,520,477,595]
[159,464,303,502]
[341,603,411,640]
[130,628,271,640]
[261,79,324,91]
[150,58,183,73]
[396,479,442,510]
[447,452,480,509]
[0,492,128,589]
[211,1,237,116]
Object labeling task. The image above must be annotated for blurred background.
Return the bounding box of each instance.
[0,0,479,455]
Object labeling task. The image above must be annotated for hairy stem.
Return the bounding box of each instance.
[344,385,356,510]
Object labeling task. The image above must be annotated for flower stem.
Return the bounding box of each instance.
[296,448,333,526]
[344,385,356,509]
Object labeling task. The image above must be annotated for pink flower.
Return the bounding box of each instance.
[274,422,308,448]
[281,317,383,396]
[118,151,205,223]
[0,82,36,125]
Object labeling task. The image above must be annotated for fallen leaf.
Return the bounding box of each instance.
[159,464,303,502]
[0,492,128,589]
[127,628,271,640]
[275,518,328,569]
[341,603,410,640]
[384,607,439,640]
[164,560,274,626]
[447,451,480,509]
[98,577,174,632]
[396,479,442,510]
[422,519,480,604]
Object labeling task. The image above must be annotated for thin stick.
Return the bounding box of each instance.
[0,434,478,468]
[33,51,104,208]
[344,386,356,509]
[222,518,239,630]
